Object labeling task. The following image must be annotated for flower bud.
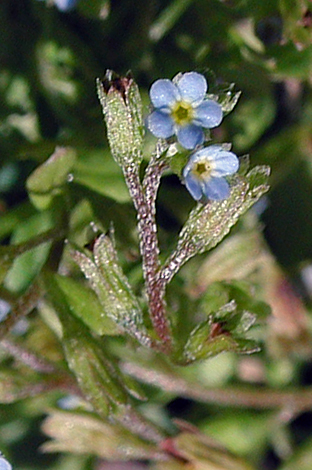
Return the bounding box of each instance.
[97,71,144,168]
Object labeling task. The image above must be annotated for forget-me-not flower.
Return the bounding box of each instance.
[147,72,223,150]
[183,145,239,201]
[36,0,78,11]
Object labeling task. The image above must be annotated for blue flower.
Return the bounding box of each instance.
[36,0,78,11]
[147,72,223,150]
[53,0,78,11]
[183,145,239,201]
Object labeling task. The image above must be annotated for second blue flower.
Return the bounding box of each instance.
[147,72,223,150]
[183,145,239,201]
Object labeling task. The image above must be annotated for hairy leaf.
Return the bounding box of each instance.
[71,234,152,347]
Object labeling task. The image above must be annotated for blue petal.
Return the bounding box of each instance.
[0,456,12,470]
[176,72,207,105]
[184,173,203,201]
[212,150,239,176]
[192,145,239,176]
[194,100,223,128]
[149,79,180,109]
[54,0,77,11]
[203,177,230,200]
[177,124,204,149]
[193,145,220,160]
[147,110,174,138]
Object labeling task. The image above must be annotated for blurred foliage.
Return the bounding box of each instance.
[1,1,312,470]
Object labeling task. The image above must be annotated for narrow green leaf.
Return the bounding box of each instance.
[0,201,35,242]
[161,166,270,288]
[3,211,53,293]
[149,0,195,42]
[53,274,120,336]
[73,149,130,203]
[71,234,152,347]
[0,245,22,285]
[182,318,242,364]
[181,282,266,365]
[177,166,270,257]
[43,273,131,416]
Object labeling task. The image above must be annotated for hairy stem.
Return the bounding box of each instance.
[0,339,57,373]
[123,162,171,350]
[122,361,312,414]
[0,374,79,404]
[158,240,196,289]
[115,405,165,444]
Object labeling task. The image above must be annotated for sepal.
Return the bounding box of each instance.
[177,281,270,365]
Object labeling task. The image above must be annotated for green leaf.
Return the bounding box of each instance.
[0,201,35,242]
[149,0,195,42]
[268,43,312,79]
[232,94,276,150]
[201,411,270,458]
[73,149,130,203]
[0,245,23,285]
[3,211,53,293]
[52,274,120,336]
[182,317,241,364]
[176,166,270,260]
[181,316,260,365]
[70,234,152,347]
[26,147,76,210]
[180,280,269,364]
[97,72,144,168]
[43,273,131,416]
[42,409,158,460]
[201,281,271,321]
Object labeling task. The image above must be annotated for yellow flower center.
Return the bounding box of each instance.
[171,101,194,126]
[192,161,212,179]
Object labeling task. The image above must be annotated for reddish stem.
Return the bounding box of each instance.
[123,162,172,351]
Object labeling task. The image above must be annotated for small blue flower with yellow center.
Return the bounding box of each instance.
[183,145,239,201]
[147,72,223,150]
